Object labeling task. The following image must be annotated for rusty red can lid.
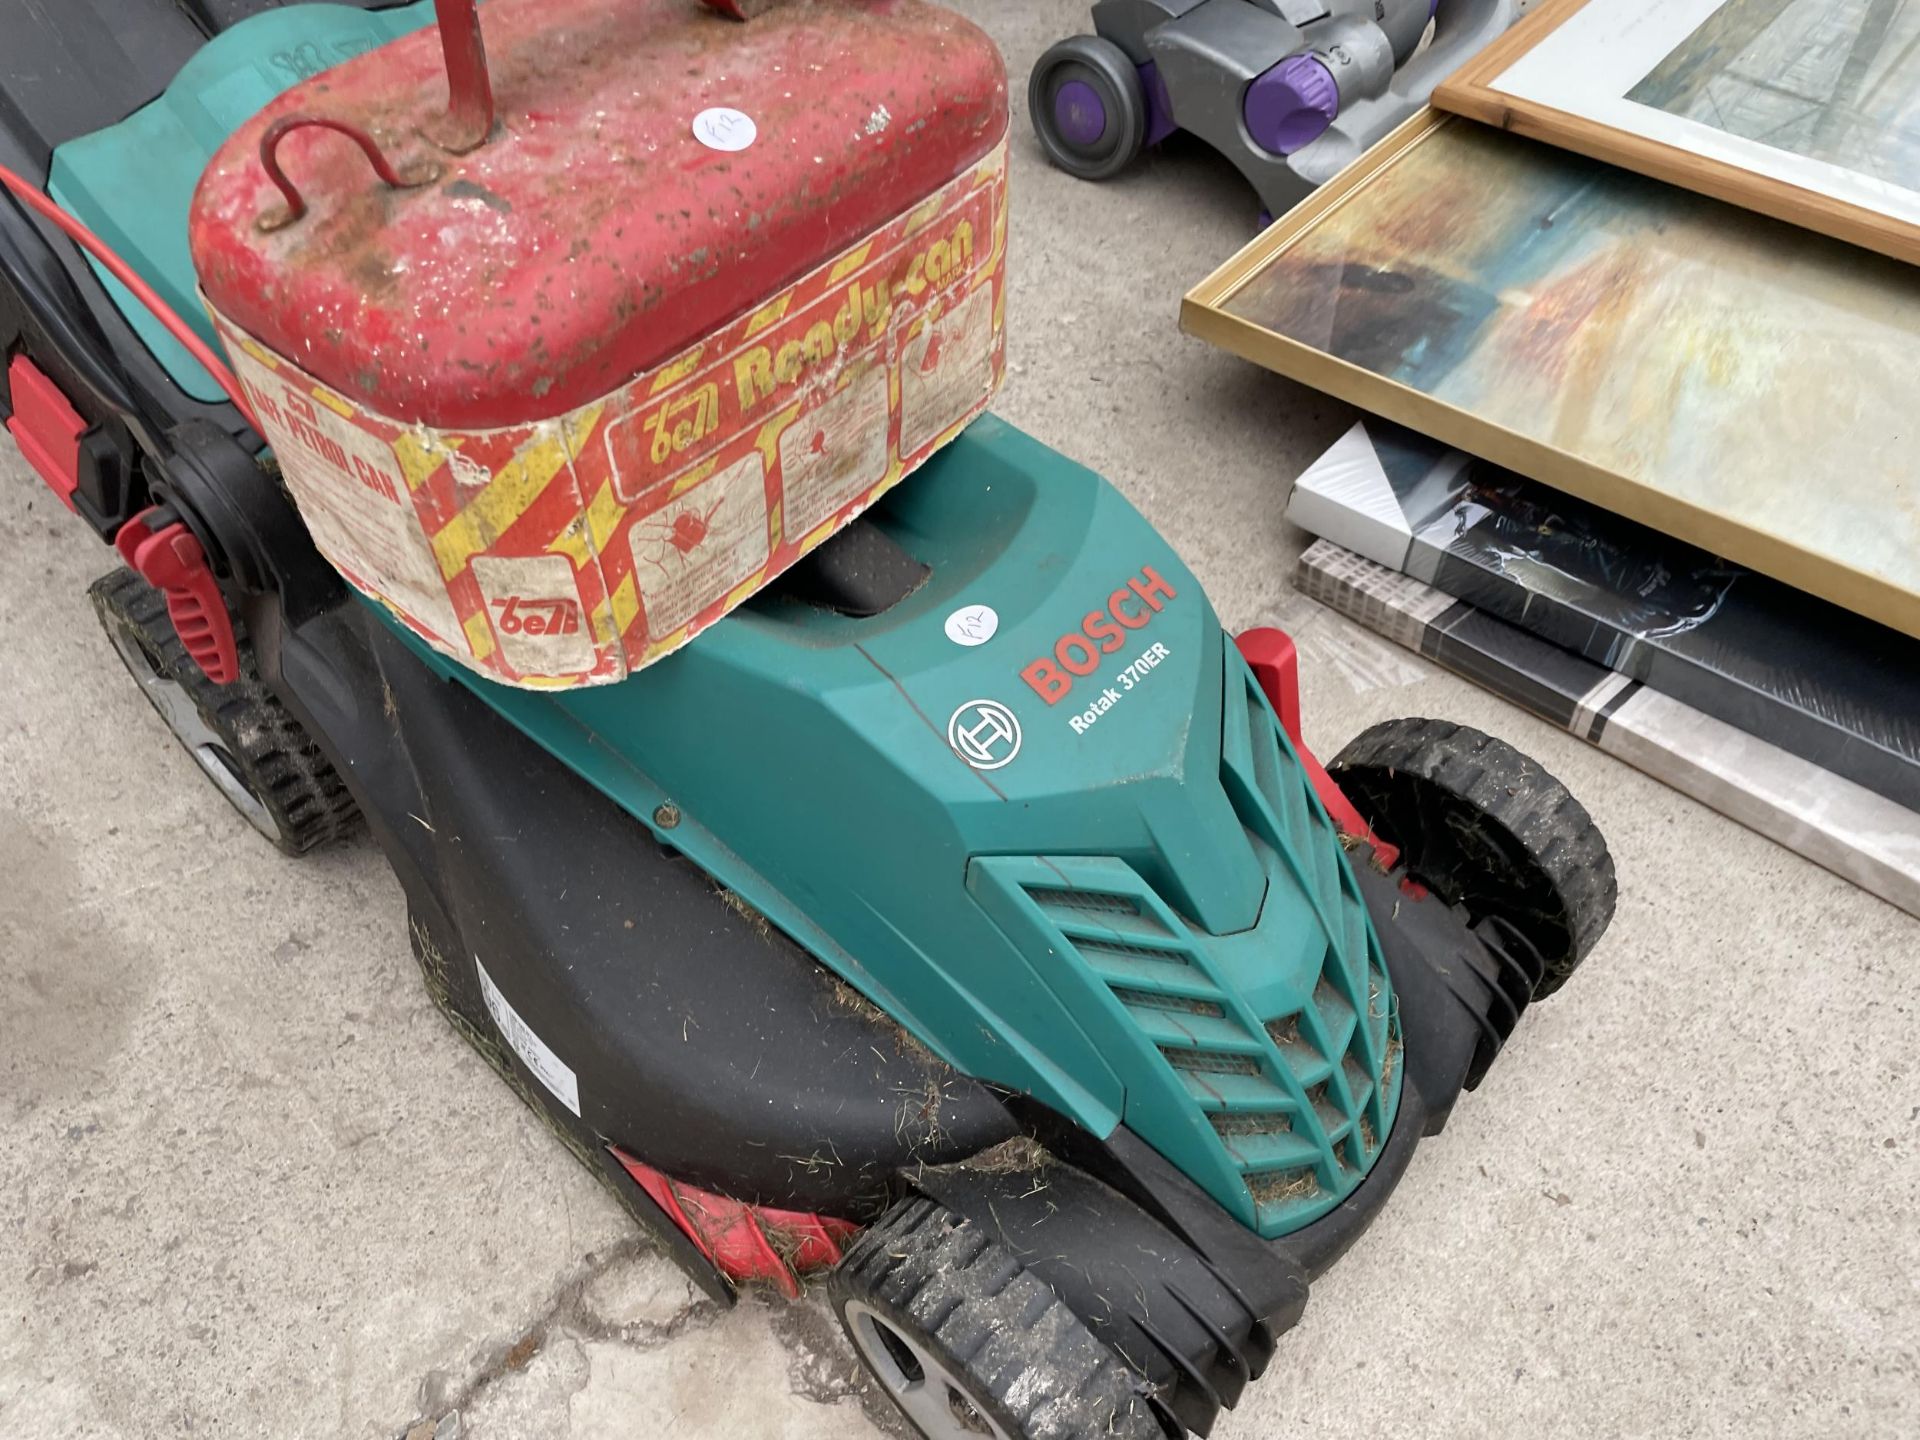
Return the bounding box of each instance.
[191,0,1007,429]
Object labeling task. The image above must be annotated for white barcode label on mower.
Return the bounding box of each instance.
[475,956,581,1116]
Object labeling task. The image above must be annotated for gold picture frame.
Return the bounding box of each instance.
[1435,0,1920,266]
[1181,111,1920,640]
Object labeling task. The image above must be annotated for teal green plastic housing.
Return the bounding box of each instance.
[47,1,1401,1237]
[47,3,439,402]
[396,419,1403,1235]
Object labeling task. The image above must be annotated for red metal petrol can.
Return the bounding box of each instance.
[190,0,1009,687]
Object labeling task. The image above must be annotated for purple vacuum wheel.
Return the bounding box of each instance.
[1054,79,1109,149]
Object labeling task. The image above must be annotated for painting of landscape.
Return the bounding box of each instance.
[1213,123,1920,635]
[1629,0,1920,193]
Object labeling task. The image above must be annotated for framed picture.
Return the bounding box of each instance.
[1180,112,1920,640]
[1435,0,1920,265]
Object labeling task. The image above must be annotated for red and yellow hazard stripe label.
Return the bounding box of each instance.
[213,142,1009,689]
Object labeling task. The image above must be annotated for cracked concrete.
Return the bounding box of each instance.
[386,1239,927,1440]
[385,1237,901,1440]
[444,1252,884,1440]
[2,2,1917,1437]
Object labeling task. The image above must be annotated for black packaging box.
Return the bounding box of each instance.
[1296,541,1920,920]
[1288,421,1920,813]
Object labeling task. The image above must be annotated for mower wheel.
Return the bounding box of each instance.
[1329,717,1615,997]
[91,567,358,857]
[830,1195,1166,1440]
[1028,36,1148,183]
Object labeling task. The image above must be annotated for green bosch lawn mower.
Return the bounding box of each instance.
[1,3,1615,1437]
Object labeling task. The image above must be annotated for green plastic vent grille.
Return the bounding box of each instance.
[1207,661,1402,1230]
[976,656,1402,1237]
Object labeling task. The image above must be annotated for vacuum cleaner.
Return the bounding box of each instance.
[1031,0,1539,217]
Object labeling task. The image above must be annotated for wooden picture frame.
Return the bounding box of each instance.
[1180,111,1920,640]
[1434,0,1920,267]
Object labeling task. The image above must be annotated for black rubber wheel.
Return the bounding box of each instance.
[1328,717,1616,997]
[91,567,358,857]
[1028,35,1148,182]
[830,1196,1167,1440]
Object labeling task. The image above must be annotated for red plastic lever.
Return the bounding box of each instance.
[114,509,239,686]
[1236,627,1399,869]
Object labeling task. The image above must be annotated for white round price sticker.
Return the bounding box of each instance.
[944,605,1000,647]
[693,107,757,153]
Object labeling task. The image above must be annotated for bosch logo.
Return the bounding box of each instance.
[947,700,1023,771]
[1021,566,1177,706]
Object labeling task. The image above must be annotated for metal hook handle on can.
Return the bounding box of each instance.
[255,115,441,232]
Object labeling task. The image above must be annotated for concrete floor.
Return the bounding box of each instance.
[3,3,1916,1436]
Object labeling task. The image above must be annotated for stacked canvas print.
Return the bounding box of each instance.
[1289,421,1920,919]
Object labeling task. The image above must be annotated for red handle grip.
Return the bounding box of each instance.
[114,510,240,686]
